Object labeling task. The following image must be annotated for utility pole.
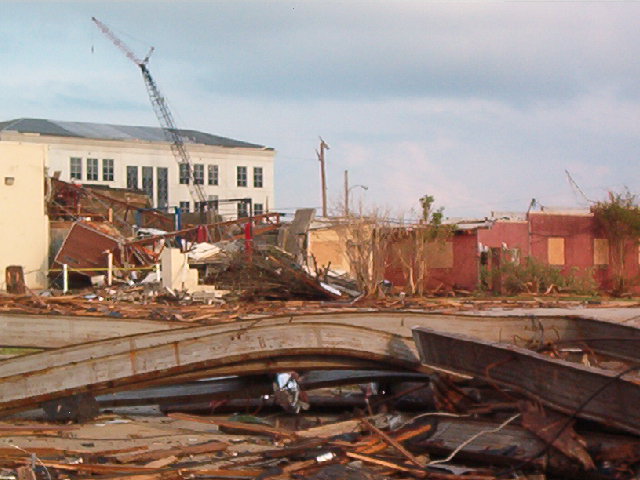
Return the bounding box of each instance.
[317,138,329,217]
[344,169,349,217]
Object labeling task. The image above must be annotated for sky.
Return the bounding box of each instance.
[1,1,639,219]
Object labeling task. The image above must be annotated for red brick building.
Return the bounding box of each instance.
[384,210,640,294]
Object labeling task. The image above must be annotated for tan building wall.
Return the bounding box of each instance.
[0,142,49,288]
[308,225,352,274]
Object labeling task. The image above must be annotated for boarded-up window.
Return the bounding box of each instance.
[548,237,565,265]
[593,239,609,265]
[425,241,454,268]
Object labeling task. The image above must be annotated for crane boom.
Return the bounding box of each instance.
[91,17,207,207]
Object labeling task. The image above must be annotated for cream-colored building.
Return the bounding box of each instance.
[0,141,49,288]
[0,118,275,219]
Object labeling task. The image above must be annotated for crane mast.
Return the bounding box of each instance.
[91,17,207,208]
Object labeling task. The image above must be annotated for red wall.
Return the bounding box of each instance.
[384,230,479,292]
[529,213,596,273]
[477,221,529,256]
[383,213,640,295]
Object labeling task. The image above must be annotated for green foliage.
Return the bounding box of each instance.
[496,256,598,296]
[420,194,445,226]
[592,189,640,295]
[593,190,640,240]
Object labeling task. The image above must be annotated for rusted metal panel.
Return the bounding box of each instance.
[413,326,640,436]
[53,221,124,277]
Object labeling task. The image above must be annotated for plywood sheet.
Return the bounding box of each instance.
[547,237,565,265]
[594,238,609,265]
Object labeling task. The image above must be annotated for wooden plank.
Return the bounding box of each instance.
[2,310,630,381]
[3,310,640,374]
[0,313,183,349]
[114,440,227,463]
[3,310,640,415]
[413,327,640,436]
[360,417,426,468]
[167,412,297,439]
[0,322,421,414]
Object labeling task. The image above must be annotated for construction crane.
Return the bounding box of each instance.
[91,17,208,209]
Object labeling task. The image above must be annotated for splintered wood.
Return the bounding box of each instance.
[3,299,640,479]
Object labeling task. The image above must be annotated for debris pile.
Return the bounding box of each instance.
[2,309,640,478]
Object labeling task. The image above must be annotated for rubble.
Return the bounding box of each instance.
[1,305,640,479]
[3,184,640,478]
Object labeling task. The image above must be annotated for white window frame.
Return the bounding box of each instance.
[87,158,98,181]
[237,166,247,187]
[193,164,204,185]
[70,157,82,180]
[208,164,219,185]
[253,167,263,188]
[102,158,114,181]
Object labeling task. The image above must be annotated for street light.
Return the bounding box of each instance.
[344,169,368,216]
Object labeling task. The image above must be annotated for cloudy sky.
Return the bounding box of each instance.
[2,1,639,218]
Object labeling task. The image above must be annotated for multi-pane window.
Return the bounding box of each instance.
[179,201,190,213]
[102,159,114,181]
[195,201,208,212]
[87,158,98,181]
[237,166,247,187]
[237,200,249,218]
[254,203,264,216]
[142,166,153,201]
[253,167,263,188]
[208,195,219,211]
[194,164,204,185]
[208,165,219,185]
[70,157,82,180]
[156,167,168,209]
[126,166,138,190]
[179,163,189,184]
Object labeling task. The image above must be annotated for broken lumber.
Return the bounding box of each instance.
[0,321,421,415]
[413,327,640,436]
[113,440,227,463]
[167,412,297,439]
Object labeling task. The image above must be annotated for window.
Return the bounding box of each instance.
[70,157,82,180]
[195,201,208,212]
[87,158,98,181]
[179,201,190,213]
[594,239,610,265]
[548,237,565,265]
[142,166,153,200]
[237,200,249,218]
[126,166,138,190]
[156,167,168,209]
[208,194,219,211]
[102,159,114,181]
[237,166,247,187]
[193,164,204,185]
[179,163,189,184]
[253,167,263,188]
[254,203,264,216]
[208,165,219,185]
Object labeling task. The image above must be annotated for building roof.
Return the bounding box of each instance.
[0,118,269,149]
